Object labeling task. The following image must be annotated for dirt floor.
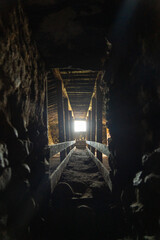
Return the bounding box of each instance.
[30,148,126,240]
[59,148,109,198]
[45,148,123,240]
[49,147,110,175]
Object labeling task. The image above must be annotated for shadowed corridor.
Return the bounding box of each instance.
[0,1,160,240]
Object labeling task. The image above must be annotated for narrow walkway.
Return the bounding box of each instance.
[60,148,109,199]
[30,148,125,240]
[44,148,123,240]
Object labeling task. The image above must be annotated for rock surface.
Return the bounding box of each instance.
[0,1,48,238]
[131,148,160,238]
[47,149,125,240]
[104,1,160,238]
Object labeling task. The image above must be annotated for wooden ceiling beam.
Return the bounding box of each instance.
[67,87,93,93]
[62,77,96,80]
[64,82,95,86]
[67,90,92,92]
[60,70,98,75]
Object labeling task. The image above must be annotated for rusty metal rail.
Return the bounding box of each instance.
[44,140,76,192]
[50,147,76,193]
[45,140,111,193]
[86,140,110,156]
[46,140,76,159]
[86,147,112,191]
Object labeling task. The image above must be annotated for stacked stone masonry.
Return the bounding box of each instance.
[0,1,48,239]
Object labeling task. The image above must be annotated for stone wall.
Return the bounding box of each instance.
[106,0,160,186]
[105,0,160,238]
[0,1,48,238]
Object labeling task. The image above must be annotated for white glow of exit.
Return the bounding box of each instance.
[74,120,86,132]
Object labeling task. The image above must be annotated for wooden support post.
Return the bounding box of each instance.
[69,111,73,140]
[96,80,102,161]
[44,76,48,146]
[64,98,69,154]
[88,110,92,149]
[87,116,89,141]
[69,111,74,150]
[57,79,65,161]
[91,97,96,154]
[71,115,74,141]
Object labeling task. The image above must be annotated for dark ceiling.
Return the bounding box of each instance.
[24,0,123,69]
[24,0,123,122]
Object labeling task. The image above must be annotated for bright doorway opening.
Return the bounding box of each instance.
[74,120,86,132]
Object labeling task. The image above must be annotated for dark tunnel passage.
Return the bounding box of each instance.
[0,0,160,239]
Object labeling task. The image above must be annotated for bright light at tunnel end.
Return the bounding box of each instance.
[74,120,86,132]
